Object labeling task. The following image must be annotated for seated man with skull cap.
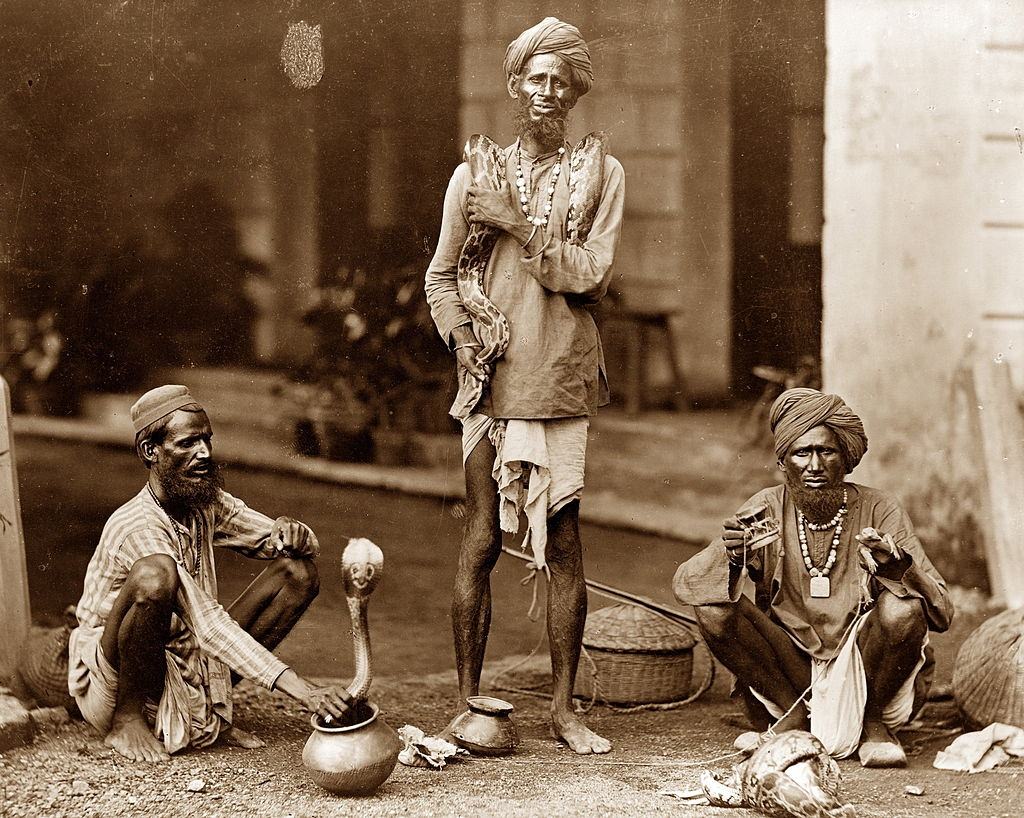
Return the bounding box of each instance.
[425,16,624,754]
[68,385,352,762]
[673,388,953,767]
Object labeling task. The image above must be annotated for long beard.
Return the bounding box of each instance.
[787,478,845,524]
[512,103,570,152]
[156,460,224,511]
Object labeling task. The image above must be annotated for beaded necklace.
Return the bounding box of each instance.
[796,488,848,598]
[514,140,566,228]
[147,483,202,578]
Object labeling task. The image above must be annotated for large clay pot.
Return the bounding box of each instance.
[302,703,402,795]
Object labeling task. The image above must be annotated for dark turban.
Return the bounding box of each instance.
[504,17,594,96]
[769,388,868,472]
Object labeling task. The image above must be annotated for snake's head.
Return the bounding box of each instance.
[342,537,384,598]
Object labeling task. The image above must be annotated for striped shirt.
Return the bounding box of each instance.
[69,486,312,751]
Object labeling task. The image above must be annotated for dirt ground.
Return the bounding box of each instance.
[2,651,1021,818]
[5,435,1020,817]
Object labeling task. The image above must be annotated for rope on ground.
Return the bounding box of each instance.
[492,547,715,712]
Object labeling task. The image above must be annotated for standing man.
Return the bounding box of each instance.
[425,17,624,754]
[69,385,351,762]
[673,388,953,767]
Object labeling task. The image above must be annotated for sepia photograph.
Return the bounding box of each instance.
[1,1,1022,815]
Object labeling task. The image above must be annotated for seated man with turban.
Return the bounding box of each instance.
[425,17,624,754]
[673,388,953,767]
[69,385,351,762]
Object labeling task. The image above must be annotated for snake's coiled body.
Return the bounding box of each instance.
[449,132,608,420]
[701,731,857,817]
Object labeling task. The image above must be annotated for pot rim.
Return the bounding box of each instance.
[465,695,514,715]
[309,701,380,733]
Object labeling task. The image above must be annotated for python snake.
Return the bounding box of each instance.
[449,132,608,420]
[700,730,857,817]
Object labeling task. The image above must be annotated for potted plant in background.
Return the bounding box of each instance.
[288,263,454,464]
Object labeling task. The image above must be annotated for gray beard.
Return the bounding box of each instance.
[787,478,845,525]
[512,104,570,153]
[156,460,224,511]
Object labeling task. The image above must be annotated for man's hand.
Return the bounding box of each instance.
[722,516,754,567]
[274,670,351,720]
[855,527,909,580]
[270,516,318,558]
[455,344,489,381]
[467,184,531,243]
[304,683,353,722]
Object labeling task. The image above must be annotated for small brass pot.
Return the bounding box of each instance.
[302,703,401,795]
[450,695,518,756]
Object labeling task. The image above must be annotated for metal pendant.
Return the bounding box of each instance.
[809,575,831,598]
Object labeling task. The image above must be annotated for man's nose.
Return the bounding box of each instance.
[195,440,211,460]
[539,77,555,97]
[807,452,823,472]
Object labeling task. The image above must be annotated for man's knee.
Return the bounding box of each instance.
[127,555,179,606]
[276,556,320,599]
[694,603,739,640]
[874,592,927,644]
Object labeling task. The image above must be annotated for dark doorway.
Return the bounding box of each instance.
[729,0,825,395]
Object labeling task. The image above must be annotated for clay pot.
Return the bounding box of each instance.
[449,696,518,756]
[302,703,402,795]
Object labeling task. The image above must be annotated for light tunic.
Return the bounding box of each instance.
[69,487,307,754]
[673,483,954,756]
[673,483,953,657]
[424,141,625,419]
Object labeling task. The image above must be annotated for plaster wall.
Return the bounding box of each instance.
[823,0,1024,584]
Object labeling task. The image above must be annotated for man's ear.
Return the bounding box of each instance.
[506,73,520,99]
[141,440,158,466]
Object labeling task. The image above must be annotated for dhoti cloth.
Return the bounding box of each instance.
[462,413,589,569]
[750,611,929,758]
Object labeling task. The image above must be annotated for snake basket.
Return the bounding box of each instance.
[953,606,1024,730]
[573,604,696,705]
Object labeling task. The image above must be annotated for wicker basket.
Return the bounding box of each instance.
[573,604,696,705]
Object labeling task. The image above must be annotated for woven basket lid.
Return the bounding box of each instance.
[582,604,696,654]
[953,606,1024,730]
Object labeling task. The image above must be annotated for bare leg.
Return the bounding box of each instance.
[695,597,812,734]
[447,436,501,724]
[228,556,320,652]
[857,591,927,767]
[545,501,610,754]
[99,554,178,763]
[224,556,320,747]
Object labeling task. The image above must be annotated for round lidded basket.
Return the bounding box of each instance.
[953,607,1024,730]
[573,604,696,705]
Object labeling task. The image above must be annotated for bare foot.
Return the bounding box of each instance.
[858,719,906,768]
[551,711,611,755]
[436,711,467,744]
[105,717,169,763]
[221,726,265,749]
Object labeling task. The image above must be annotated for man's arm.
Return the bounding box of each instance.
[467,155,625,299]
[424,163,473,347]
[865,499,954,632]
[519,155,625,299]
[212,491,319,559]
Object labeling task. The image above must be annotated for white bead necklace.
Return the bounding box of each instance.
[515,141,565,227]
[796,488,848,598]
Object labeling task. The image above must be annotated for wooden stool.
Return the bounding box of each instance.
[606,310,689,414]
